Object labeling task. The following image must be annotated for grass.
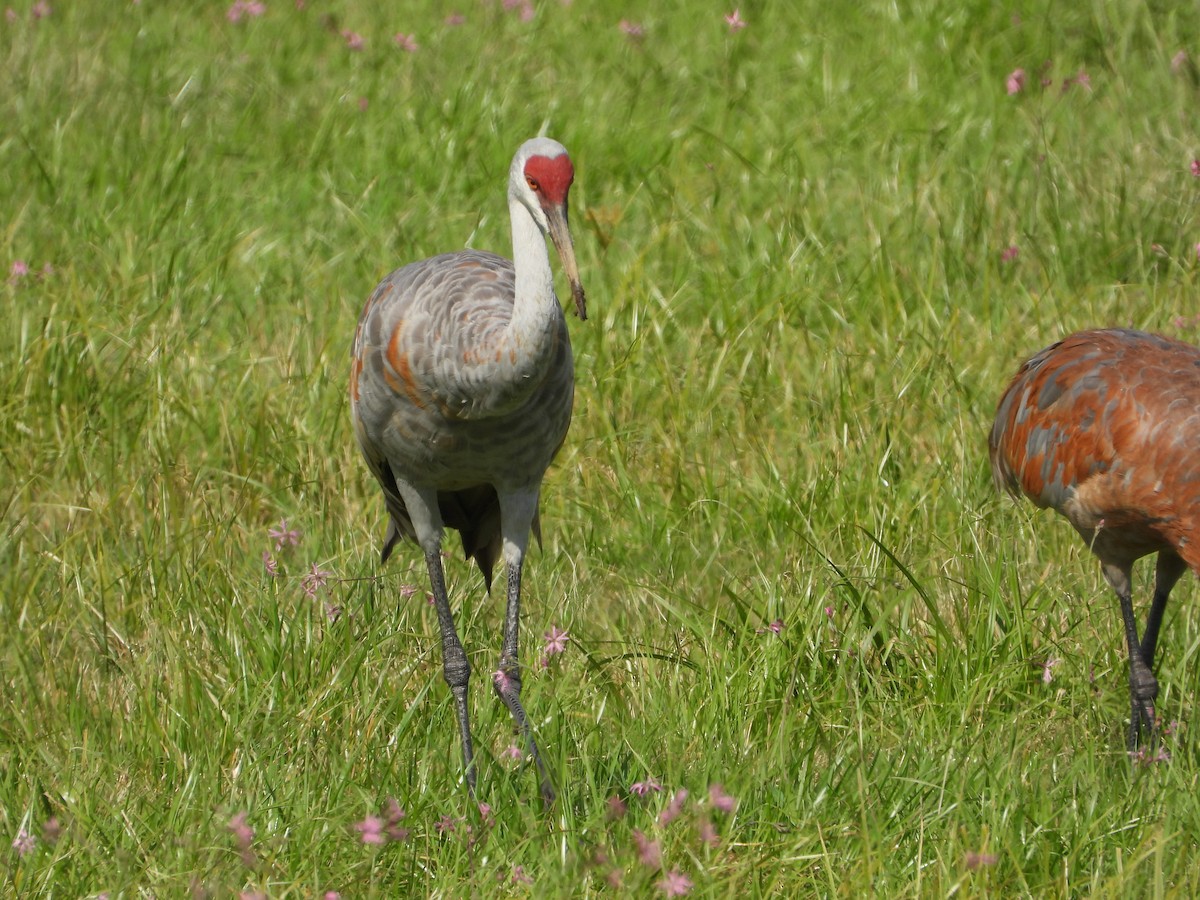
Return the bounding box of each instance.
[4,0,1200,895]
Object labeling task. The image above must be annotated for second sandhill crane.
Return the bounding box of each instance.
[350,138,588,805]
[989,328,1200,751]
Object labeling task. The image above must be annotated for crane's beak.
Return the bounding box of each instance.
[546,202,588,321]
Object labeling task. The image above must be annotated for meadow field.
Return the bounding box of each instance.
[5,0,1200,895]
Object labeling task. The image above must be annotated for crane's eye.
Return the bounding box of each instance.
[526,177,540,192]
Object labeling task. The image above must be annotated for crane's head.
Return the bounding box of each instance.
[510,137,588,320]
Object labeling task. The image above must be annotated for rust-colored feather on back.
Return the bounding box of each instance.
[989,328,1200,570]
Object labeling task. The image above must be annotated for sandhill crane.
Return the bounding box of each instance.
[989,328,1200,752]
[350,138,587,805]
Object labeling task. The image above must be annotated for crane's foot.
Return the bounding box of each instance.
[492,663,556,808]
[1127,657,1160,757]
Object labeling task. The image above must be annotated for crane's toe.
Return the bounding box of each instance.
[1128,657,1160,752]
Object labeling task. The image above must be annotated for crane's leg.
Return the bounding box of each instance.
[493,491,556,807]
[395,482,477,796]
[1102,562,1157,751]
[1139,551,1186,672]
[425,546,477,797]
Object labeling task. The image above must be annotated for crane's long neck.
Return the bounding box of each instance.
[506,197,560,351]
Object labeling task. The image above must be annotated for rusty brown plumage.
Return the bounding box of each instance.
[990,328,1200,750]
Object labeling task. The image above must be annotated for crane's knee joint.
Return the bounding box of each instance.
[443,657,471,689]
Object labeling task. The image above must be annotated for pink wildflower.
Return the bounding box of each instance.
[10,260,29,282]
[964,851,999,869]
[1042,656,1060,684]
[724,8,746,31]
[5,9,17,23]
[301,562,332,597]
[41,818,61,846]
[262,551,279,576]
[31,0,49,18]
[1191,159,1200,178]
[342,29,364,50]
[657,869,694,896]
[756,618,783,635]
[630,777,663,796]
[1173,50,1189,73]
[393,32,418,51]
[633,829,662,870]
[477,802,494,828]
[1006,68,1026,95]
[435,814,457,835]
[268,518,301,550]
[1194,242,1200,261]
[445,13,465,25]
[502,742,523,761]
[511,864,533,885]
[658,788,688,826]
[324,894,341,900]
[11,828,35,856]
[619,19,644,38]
[354,815,386,845]
[227,0,265,23]
[1001,245,1019,263]
[543,625,569,655]
[606,795,628,819]
[228,811,254,848]
[492,668,513,692]
[698,818,719,847]
[708,783,736,813]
